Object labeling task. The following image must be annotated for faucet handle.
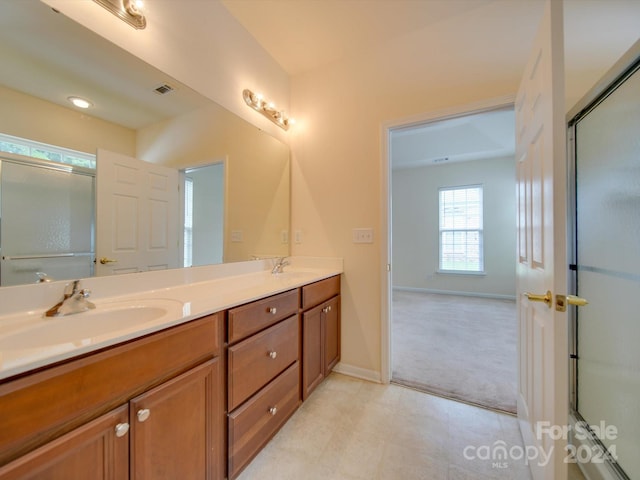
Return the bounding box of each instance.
[63,280,81,296]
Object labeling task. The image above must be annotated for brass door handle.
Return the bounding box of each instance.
[555,294,588,312]
[524,290,553,308]
[99,257,118,264]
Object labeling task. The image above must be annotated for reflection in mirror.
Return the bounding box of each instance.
[183,163,225,268]
[0,0,290,287]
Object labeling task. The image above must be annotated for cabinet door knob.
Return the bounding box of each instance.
[268,351,277,359]
[115,422,130,437]
[137,408,151,422]
[268,307,277,315]
[269,406,278,416]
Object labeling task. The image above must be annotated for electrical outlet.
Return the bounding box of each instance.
[294,230,303,244]
[231,230,243,242]
[353,228,374,244]
[281,230,289,244]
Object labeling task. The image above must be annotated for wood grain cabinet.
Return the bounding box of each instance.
[0,275,341,480]
[226,289,302,479]
[0,405,130,480]
[302,276,341,400]
[0,314,224,480]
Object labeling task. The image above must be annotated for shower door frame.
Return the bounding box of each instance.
[567,51,640,480]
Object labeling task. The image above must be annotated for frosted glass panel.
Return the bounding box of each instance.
[0,161,94,286]
[575,64,640,479]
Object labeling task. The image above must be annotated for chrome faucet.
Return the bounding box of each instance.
[45,280,96,317]
[271,257,290,274]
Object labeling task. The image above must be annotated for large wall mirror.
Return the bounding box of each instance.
[0,0,290,287]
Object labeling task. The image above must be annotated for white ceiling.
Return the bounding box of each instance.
[220,0,497,76]
[0,0,209,129]
[390,108,515,170]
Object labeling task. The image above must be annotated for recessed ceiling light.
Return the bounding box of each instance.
[68,96,93,109]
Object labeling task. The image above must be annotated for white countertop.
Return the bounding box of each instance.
[0,257,342,381]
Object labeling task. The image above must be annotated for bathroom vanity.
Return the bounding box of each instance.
[0,259,342,479]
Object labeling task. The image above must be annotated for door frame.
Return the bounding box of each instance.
[379,94,515,384]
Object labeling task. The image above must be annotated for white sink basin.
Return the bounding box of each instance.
[0,298,184,350]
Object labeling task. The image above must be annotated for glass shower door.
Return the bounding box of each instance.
[572,60,640,479]
[0,159,95,286]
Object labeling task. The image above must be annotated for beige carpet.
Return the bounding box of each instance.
[392,290,517,413]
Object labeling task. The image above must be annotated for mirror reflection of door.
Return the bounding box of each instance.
[182,162,225,267]
[95,149,180,276]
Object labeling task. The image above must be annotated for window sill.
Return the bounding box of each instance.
[436,270,486,276]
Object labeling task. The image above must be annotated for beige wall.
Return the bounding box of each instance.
[136,102,290,263]
[0,84,135,156]
[288,2,546,378]
[392,156,516,298]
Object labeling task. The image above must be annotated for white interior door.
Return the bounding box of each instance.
[515,1,569,479]
[96,149,179,276]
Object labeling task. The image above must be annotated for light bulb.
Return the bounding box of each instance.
[68,96,92,109]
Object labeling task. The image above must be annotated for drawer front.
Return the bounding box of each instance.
[228,289,299,344]
[301,275,340,310]
[228,315,299,411]
[228,362,300,479]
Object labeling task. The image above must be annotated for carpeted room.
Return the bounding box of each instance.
[390,113,517,413]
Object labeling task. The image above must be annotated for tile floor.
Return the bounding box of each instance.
[237,373,586,479]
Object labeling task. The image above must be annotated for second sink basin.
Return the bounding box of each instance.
[0,298,184,350]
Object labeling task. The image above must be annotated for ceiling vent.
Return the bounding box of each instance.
[153,83,175,95]
[432,157,449,163]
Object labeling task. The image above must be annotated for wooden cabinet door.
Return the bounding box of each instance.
[323,295,341,374]
[130,359,220,480]
[0,405,129,480]
[302,304,323,400]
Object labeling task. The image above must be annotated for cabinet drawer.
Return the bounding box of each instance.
[228,315,299,411]
[228,362,300,479]
[301,275,340,310]
[228,289,299,344]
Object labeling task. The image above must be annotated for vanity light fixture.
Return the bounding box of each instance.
[92,0,147,30]
[243,89,294,131]
[68,96,93,109]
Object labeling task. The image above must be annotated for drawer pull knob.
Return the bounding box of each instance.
[115,423,130,437]
[268,307,277,315]
[269,406,278,416]
[323,306,332,313]
[268,351,277,359]
[137,408,151,422]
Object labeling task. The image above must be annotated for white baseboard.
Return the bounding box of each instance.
[393,286,516,301]
[332,362,382,384]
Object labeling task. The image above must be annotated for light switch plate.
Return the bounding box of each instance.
[353,228,374,244]
[231,230,243,242]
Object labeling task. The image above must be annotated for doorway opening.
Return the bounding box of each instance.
[182,162,225,267]
[388,105,518,413]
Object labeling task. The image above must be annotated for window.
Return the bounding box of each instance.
[439,185,483,273]
[0,133,96,169]
[183,176,194,267]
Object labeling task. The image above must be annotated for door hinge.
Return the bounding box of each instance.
[570,354,578,359]
[386,263,391,272]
